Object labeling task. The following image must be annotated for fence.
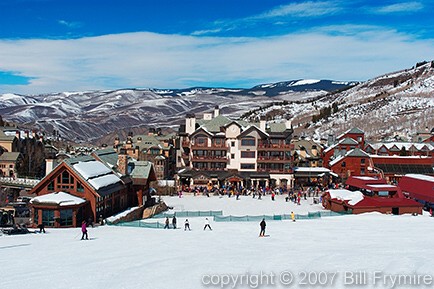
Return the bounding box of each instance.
[213,210,351,222]
[153,210,223,219]
[108,210,351,229]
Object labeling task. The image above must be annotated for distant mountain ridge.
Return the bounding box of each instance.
[0,79,355,143]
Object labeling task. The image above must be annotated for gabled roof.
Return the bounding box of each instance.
[238,125,269,139]
[0,129,15,142]
[347,127,364,134]
[190,126,214,138]
[129,160,156,182]
[92,148,118,168]
[340,138,359,145]
[0,152,21,162]
[346,148,370,157]
[197,115,232,133]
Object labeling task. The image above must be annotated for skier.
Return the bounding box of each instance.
[81,220,88,240]
[164,217,170,229]
[291,211,296,222]
[172,215,177,229]
[271,192,275,201]
[259,218,266,237]
[37,223,46,233]
[203,218,212,230]
[430,208,433,217]
[184,219,191,231]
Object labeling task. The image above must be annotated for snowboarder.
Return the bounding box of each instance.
[37,223,46,233]
[81,220,88,240]
[172,215,177,229]
[203,218,212,230]
[184,219,191,231]
[259,218,266,237]
[291,211,296,222]
[164,217,170,229]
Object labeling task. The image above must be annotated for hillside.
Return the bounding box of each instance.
[244,61,434,141]
[0,80,353,143]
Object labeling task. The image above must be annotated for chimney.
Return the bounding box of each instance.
[214,105,220,117]
[114,137,120,148]
[260,117,266,131]
[185,113,196,135]
[15,130,20,139]
[25,130,30,138]
[285,117,292,130]
[45,159,56,176]
[203,113,212,120]
[118,149,128,175]
[32,130,37,138]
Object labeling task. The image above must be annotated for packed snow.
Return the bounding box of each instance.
[2,194,433,289]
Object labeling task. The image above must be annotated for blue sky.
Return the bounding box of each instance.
[0,0,433,94]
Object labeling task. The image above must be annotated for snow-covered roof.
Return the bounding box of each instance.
[294,167,330,173]
[88,174,122,190]
[367,184,398,190]
[73,161,111,180]
[30,192,86,206]
[369,142,434,151]
[405,174,434,182]
[328,189,364,206]
[352,176,378,181]
[329,155,344,167]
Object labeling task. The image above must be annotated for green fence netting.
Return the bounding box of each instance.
[153,210,223,219]
[108,210,351,228]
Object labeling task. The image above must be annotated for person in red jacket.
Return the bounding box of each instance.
[81,220,89,240]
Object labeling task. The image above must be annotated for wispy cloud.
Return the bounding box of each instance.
[372,1,423,14]
[58,20,83,29]
[0,27,433,94]
[253,1,342,19]
[191,1,343,36]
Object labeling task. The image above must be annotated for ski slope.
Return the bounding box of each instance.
[1,195,433,289]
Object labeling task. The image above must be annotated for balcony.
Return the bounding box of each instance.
[257,168,292,174]
[191,143,228,149]
[257,143,294,151]
[257,156,292,163]
[191,155,229,162]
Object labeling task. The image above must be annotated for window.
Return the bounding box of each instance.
[77,182,84,193]
[241,151,255,158]
[361,159,365,164]
[62,171,70,183]
[60,209,73,226]
[42,210,55,226]
[341,162,346,167]
[48,181,55,191]
[241,138,256,146]
[231,154,235,159]
[361,168,365,175]
[231,141,235,147]
[241,163,255,170]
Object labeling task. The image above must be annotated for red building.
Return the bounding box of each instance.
[329,148,375,180]
[399,174,434,210]
[322,176,422,215]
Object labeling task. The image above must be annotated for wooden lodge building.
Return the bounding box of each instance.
[29,149,157,228]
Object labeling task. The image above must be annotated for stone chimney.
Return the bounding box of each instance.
[185,113,196,135]
[32,130,37,138]
[214,105,220,118]
[15,130,20,139]
[118,149,128,176]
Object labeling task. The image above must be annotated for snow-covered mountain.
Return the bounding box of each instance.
[1,60,433,144]
[246,61,434,141]
[0,80,354,143]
